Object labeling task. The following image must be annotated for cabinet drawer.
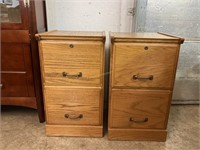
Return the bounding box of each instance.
[39,41,103,86]
[109,89,171,129]
[1,44,26,71]
[45,87,102,125]
[1,73,29,97]
[112,43,179,89]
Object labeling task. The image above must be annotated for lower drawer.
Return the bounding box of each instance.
[44,87,102,126]
[1,43,26,71]
[109,89,171,129]
[1,73,29,97]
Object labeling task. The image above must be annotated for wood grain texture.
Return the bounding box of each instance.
[46,124,103,137]
[1,97,37,109]
[109,89,171,129]
[1,44,35,97]
[108,128,167,141]
[44,87,102,126]
[110,32,179,39]
[40,41,103,86]
[1,30,30,43]
[1,73,29,97]
[158,32,184,44]
[112,43,179,89]
[1,43,26,71]
[36,30,105,41]
[23,44,35,97]
[110,32,184,44]
[38,31,105,135]
[108,32,183,141]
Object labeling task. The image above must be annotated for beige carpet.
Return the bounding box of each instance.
[1,105,199,150]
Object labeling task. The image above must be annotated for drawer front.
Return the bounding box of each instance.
[39,41,103,86]
[112,43,179,89]
[1,73,29,97]
[1,44,25,71]
[45,87,102,125]
[109,89,171,129]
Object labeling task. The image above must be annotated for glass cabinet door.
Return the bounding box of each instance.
[0,0,29,29]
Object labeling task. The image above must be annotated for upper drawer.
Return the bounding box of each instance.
[39,41,104,86]
[112,43,179,89]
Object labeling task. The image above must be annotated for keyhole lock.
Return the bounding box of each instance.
[69,44,74,48]
[144,46,148,50]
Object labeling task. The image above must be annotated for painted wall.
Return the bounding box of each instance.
[135,0,200,104]
[46,0,134,33]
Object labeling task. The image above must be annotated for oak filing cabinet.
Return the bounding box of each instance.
[36,30,105,137]
[108,32,184,141]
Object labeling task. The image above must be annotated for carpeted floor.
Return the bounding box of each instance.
[1,105,199,150]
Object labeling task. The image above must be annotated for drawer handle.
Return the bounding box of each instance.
[130,117,148,123]
[133,75,153,80]
[62,72,82,78]
[64,114,83,119]
[0,84,3,88]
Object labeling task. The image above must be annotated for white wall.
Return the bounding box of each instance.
[46,0,135,42]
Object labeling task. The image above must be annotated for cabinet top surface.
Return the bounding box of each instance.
[36,30,105,41]
[110,32,184,44]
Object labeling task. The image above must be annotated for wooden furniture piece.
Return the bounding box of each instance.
[108,32,184,141]
[36,30,105,137]
[1,0,47,122]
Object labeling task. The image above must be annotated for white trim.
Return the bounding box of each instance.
[119,0,135,32]
[46,0,57,31]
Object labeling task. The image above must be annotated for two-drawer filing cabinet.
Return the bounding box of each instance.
[108,32,184,141]
[36,30,105,137]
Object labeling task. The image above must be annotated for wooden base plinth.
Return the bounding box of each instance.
[46,124,103,137]
[108,128,167,141]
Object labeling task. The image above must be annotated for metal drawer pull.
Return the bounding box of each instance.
[130,117,148,123]
[0,84,3,88]
[62,72,82,78]
[133,75,153,80]
[64,114,83,119]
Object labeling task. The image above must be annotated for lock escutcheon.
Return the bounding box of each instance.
[144,46,148,50]
[69,44,74,48]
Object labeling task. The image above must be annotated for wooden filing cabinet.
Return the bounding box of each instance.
[36,30,105,137]
[108,32,184,141]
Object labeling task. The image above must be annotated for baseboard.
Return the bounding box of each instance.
[172,99,199,104]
